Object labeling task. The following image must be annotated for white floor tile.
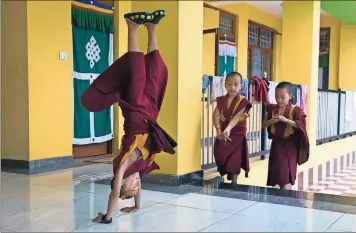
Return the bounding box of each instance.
[165,193,256,214]
[200,214,307,232]
[326,214,356,232]
[318,189,343,195]
[328,184,351,190]
[1,185,91,217]
[238,202,343,232]
[0,189,180,232]
[75,203,231,232]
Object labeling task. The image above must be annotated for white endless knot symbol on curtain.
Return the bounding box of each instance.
[85,36,101,69]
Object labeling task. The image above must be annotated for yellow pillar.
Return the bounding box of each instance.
[338,24,356,91]
[113,1,132,153]
[280,1,320,151]
[236,8,248,78]
[131,1,203,176]
[2,2,73,166]
[273,34,282,82]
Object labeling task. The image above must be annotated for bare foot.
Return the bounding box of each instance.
[283,184,293,190]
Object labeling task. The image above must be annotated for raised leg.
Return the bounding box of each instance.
[143,22,168,111]
[124,19,147,106]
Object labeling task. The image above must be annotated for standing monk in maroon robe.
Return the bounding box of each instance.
[262,81,309,190]
[81,10,177,224]
[213,72,252,186]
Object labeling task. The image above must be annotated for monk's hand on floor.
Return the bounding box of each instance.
[120,206,139,213]
[92,212,104,223]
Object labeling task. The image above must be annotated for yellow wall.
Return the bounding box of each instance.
[132,1,204,176]
[338,24,356,91]
[132,1,179,175]
[320,15,341,90]
[177,1,203,175]
[1,1,30,160]
[113,1,132,153]
[281,1,320,149]
[2,1,72,161]
[26,1,73,160]
[203,7,219,30]
[217,3,282,79]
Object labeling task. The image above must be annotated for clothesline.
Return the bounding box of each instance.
[202,74,308,111]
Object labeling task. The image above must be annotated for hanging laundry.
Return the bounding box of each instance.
[210,76,227,102]
[263,78,270,92]
[241,78,249,97]
[251,76,270,105]
[345,91,353,123]
[300,85,307,111]
[290,84,298,105]
[318,67,323,89]
[268,81,279,104]
[202,74,210,94]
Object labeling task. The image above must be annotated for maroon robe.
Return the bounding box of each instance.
[81,51,177,178]
[213,94,252,179]
[266,103,310,187]
[251,76,270,106]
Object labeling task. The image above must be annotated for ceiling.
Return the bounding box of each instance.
[211,1,328,17]
[321,1,356,25]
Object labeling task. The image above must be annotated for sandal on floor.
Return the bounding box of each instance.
[124,12,153,25]
[99,214,112,224]
[150,10,166,24]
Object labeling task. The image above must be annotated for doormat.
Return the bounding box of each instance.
[85,156,115,164]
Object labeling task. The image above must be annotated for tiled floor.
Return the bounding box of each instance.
[308,164,356,197]
[1,164,356,232]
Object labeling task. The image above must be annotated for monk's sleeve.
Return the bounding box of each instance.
[81,85,120,112]
[239,98,252,121]
[293,107,310,165]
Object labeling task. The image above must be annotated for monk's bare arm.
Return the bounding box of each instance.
[262,117,276,128]
[212,106,220,130]
[284,119,299,128]
[226,107,246,131]
[213,106,221,131]
[134,186,141,209]
[105,160,128,220]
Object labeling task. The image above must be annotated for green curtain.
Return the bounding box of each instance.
[218,56,235,77]
[72,3,114,145]
[319,54,329,68]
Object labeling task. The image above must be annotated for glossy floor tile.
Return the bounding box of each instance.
[326,213,356,232]
[74,203,230,232]
[2,162,356,232]
[165,193,256,214]
[200,214,308,232]
[238,202,343,232]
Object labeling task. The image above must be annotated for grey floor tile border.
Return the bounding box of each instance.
[94,179,356,215]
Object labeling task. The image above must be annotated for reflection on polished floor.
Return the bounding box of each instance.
[1,163,356,232]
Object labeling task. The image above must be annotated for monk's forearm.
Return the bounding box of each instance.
[262,120,272,129]
[106,166,125,220]
[226,117,239,131]
[105,192,118,220]
[285,119,298,128]
[134,189,141,209]
[212,108,221,130]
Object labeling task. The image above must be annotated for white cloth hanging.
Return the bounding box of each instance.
[210,76,226,102]
[268,81,279,104]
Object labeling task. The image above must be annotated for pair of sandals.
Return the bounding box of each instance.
[124,10,166,25]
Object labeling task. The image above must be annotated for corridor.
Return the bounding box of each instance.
[1,163,356,232]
